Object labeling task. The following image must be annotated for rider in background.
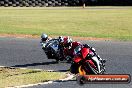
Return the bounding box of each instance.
[41,33,49,42]
[40,33,64,48]
[41,33,63,43]
[40,33,52,48]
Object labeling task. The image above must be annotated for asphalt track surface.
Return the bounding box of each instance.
[0,37,132,88]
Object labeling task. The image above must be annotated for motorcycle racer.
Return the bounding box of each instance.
[76,44,106,64]
[40,33,50,48]
[70,44,106,74]
[41,33,48,42]
[60,36,82,61]
[40,33,60,48]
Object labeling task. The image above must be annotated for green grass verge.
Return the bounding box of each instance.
[0,7,132,40]
[0,67,67,88]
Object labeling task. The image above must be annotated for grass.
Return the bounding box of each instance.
[0,7,132,40]
[0,67,67,88]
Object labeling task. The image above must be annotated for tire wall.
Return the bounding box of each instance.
[0,0,132,7]
[0,0,82,7]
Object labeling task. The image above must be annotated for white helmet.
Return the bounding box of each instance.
[41,33,48,41]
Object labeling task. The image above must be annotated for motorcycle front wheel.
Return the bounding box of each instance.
[77,75,86,85]
[70,63,79,74]
[84,61,98,74]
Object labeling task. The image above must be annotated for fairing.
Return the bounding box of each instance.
[73,56,82,63]
[81,48,90,59]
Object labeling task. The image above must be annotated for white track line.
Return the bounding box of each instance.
[1,66,75,88]
[7,73,75,88]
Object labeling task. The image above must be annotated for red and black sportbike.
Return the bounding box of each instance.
[70,45,106,75]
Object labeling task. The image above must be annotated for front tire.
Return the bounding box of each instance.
[84,62,98,74]
[77,75,86,85]
[70,63,79,74]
